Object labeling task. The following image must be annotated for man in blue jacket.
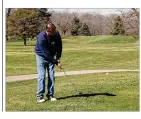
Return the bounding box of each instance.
[35,22,62,102]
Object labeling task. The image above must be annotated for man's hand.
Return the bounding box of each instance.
[57,60,62,68]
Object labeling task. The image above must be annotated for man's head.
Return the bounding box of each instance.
[46,22,56,36]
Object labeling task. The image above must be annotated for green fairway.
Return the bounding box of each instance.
[6,35,139,111]
[6,35,139,76]
[6,72,139,111]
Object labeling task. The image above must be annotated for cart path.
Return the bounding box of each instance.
[6,69,139,82]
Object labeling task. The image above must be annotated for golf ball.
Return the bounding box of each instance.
[106,73,109,75]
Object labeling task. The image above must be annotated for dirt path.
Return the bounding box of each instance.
[6,69,139,82]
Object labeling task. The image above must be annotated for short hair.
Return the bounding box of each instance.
[46,22,56,31]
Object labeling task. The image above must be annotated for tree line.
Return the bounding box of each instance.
[6,8,139,45]
[51,9,139,37]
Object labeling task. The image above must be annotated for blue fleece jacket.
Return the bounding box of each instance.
[35,31,62,64]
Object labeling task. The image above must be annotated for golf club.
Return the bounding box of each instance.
[60,67,82,95]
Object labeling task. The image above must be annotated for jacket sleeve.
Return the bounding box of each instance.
[37,35,57,64]
[56,32,62,60]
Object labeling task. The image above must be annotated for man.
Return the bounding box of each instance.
[35,22,62,103]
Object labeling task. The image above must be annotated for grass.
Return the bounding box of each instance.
[6,35,139,76]
[6,72,139,111]
[6,35,139,111]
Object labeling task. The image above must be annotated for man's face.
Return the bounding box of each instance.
[47,24,55,36]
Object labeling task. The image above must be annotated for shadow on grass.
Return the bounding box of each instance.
[57,93,116,100]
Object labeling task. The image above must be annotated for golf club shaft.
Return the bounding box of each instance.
[60,67,80,94]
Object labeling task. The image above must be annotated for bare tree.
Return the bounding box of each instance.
[104,14,117,35]
[50,9,74,37]
[48,8,139,37]
[118,8,139,38]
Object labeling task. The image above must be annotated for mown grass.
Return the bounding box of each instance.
[6,72,139,111]
[6,35,139,76]
[6,35,139,111]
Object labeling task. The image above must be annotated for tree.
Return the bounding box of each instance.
[131,8,139,19]
[50,10,76,37]
[80,23,91,36]
[47,8,138,36]
[111,16,125,35]
[71,16,82,36]
[6,9,40,45]
[115,8,139,38]
[123,8,139,37]
[37,8,52,31]
[6,8,11,17]
[55,10,72,36]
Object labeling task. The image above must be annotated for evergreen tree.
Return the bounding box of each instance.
[71,16,82,36]
[111,16,125,35]
[37,8,52,31]
[81,23,91,36]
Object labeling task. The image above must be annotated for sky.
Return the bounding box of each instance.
[48,8,131,15]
